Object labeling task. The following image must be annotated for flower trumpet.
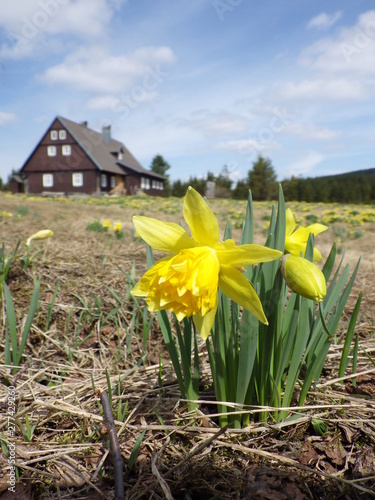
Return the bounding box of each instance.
[132,186,282,339]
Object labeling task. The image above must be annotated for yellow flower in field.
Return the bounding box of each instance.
[132,186,282,339]
[26,229,53,247]
[285,208,327,262]
[114,221,122,232]
[281,254,326,302]
[102,219,113,230]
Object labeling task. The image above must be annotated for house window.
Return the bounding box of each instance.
[50,130,58,140]
[47,146,56,156]
[43,174,53,187]
[72,173,83,187]
[101,174,107,188]
[152,180,156,189]
[62,145,71,156]
[59,130,67,140]
[110,176,116,189]
[141,177,150,190]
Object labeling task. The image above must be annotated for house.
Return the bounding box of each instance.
[9,173,26,194]
[15,116,165,196]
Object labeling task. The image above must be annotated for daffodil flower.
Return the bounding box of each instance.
[281,254,326,302]
[132,186,282,339]
[285,208,327,261]
[26,229,53,247]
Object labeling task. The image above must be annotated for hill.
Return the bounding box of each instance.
[282,168,375,203]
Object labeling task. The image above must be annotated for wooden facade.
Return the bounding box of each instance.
[17,117,165,196]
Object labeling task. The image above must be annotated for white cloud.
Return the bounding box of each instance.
[177,111,248,137]
[39,46,175,94]
[301,11,375,74]
[217,138,281,155]
[87,90,158,111]
[307,11,342,30]
[0,111,17,126]
[288,123,339,141]
[286,151,324,176]
[279,78,366,101]
[0,0,127,59]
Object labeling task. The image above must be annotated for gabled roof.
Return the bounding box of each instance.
[57,116,164,179]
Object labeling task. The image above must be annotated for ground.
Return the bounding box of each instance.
[0,192,374,499]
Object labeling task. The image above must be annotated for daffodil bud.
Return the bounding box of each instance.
[281,254,326,302]
[26,229,53,247]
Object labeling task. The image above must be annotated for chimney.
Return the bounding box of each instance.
[81,120,88,127]
[102,124,111,144]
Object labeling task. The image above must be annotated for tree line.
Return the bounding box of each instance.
[150,154,375,203]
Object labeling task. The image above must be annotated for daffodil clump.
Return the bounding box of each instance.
[86,219,125,239]
[132,187,281,340]
[133,186,362,427]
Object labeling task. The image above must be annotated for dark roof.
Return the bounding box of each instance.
[57,117,165,179]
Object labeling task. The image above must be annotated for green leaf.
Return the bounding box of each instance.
[338,292,363,379]
[127,430,146,471]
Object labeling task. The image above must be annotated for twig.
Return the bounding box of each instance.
[99,390,124,500]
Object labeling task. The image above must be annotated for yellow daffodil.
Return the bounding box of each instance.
[26,229,53,247]
[281,254,326,302]
[285,208,328,261]
[132,186,282,339]
[114,222,122,232]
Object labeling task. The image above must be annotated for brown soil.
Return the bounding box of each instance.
[0,192,374,499]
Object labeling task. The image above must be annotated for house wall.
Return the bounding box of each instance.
[123,169,165,197]
[25,169,98,194]
[22,119,101,194]
[10,179,24,194]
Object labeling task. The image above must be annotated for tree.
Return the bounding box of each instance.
[232,180,249,199]
[171,179,186,197]
[150,154,171,195]
[215,165,232,198]
[248,155,277,201]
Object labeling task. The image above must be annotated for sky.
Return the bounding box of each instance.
[1,0,375,186]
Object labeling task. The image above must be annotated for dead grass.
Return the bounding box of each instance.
[0,192,375,499]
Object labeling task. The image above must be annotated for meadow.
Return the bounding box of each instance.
[0,191,375,499]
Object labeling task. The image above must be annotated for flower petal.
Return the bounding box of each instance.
[284,240,307,257]
[286,208,296,237]
[133,216,197,254]
[312,247,323,262]
[131,280,147,297]
[193,294,218,340]
[216,240,282,267]
[292,224,327,242]
[218,266,268,324]
[183,186,219,246]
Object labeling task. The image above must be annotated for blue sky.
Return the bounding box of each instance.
[1,0,375,185]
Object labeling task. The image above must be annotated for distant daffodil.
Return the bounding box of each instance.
[26,229,53,247]
[285,208,327,261]
[132,186,282,339]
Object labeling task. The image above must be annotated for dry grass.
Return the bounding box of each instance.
[0,192,375,499]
